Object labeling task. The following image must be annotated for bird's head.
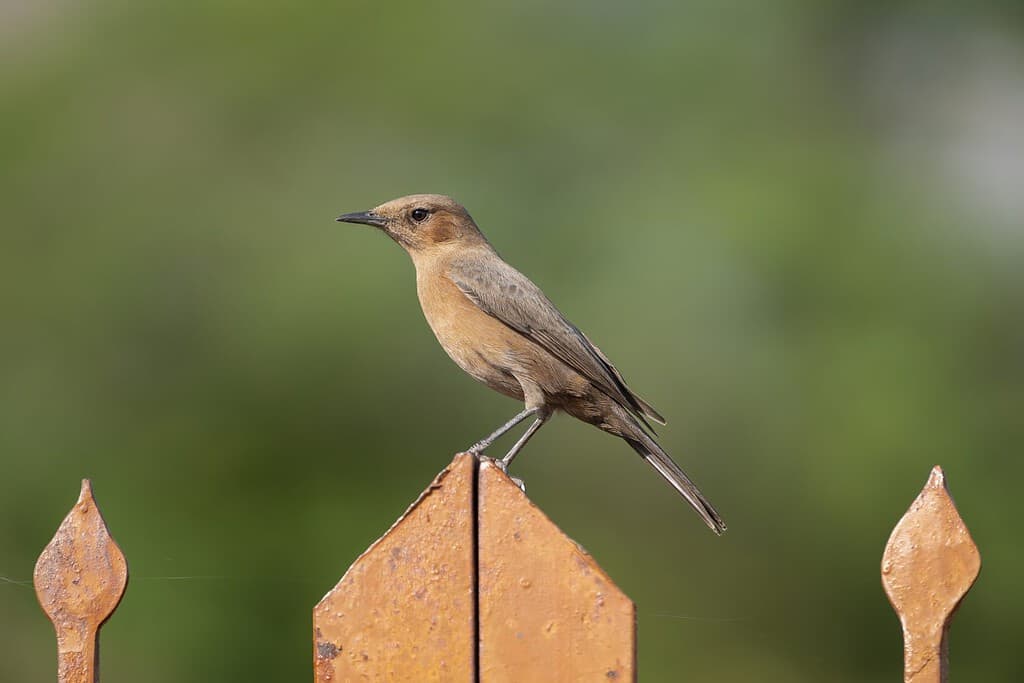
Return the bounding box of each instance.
[337,194,485,253]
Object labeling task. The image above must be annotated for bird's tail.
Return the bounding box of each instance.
[624,431,727,535]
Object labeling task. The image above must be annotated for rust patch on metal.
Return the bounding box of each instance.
[882,466,981,683]
[34,480,128,683]
[477,460,636,682]
[312,453,476,682]
[316,641,339,660]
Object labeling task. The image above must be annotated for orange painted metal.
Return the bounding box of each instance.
[313,453,477,682]
[477,460,636,682]
[882,466,981,683]
[34,480,128,683]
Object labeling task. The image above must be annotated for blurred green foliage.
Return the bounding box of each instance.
[2,1,1023,681]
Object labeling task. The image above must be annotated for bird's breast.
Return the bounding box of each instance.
[415,266,525,400]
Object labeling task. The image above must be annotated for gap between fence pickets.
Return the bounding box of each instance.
[471,455,481,683]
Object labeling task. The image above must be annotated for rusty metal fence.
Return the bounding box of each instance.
[31,455,979,682]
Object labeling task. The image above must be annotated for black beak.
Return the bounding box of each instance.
[336,210,387,228]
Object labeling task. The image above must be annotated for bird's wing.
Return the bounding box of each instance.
[448,254,665,425]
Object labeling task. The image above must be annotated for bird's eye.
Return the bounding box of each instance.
[411,208,429,222]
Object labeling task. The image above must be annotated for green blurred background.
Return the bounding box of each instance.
[2,1,1022,681]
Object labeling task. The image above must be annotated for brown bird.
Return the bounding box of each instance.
[337,194,726,534]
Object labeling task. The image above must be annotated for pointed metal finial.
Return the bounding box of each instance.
[34,480,129,683]
[882,466,981,682]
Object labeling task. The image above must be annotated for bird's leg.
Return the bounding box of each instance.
[499,412,551,471]
[467,406,539,455]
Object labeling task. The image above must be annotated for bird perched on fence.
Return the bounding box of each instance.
[337,194,726,534]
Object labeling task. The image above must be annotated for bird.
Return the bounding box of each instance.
[337,194,726,534]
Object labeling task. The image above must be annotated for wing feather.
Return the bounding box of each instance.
[449,255,665,426]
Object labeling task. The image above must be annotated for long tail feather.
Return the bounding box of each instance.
[625,434,726,535]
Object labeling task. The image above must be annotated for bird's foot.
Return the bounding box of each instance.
[466,441,488,457]
[510,476,527,492]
